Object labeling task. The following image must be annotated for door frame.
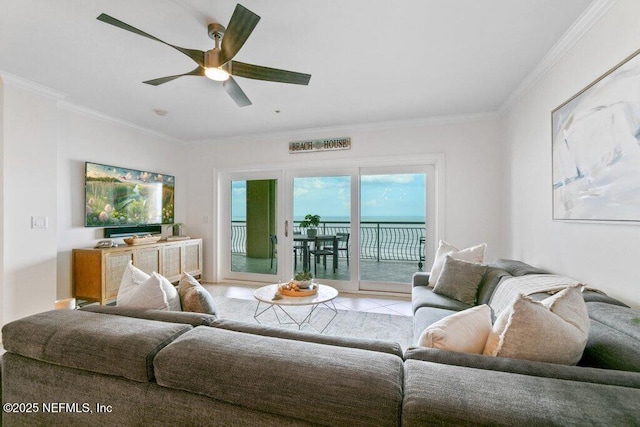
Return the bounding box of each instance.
[218,169,287,283]
[215,154,445,291]
[285,166,360,292]
[358,164,435,293]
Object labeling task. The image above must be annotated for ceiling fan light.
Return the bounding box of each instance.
[205,67,230,81]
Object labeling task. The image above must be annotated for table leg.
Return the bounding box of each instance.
[302,241,310,272]
[253,301,275,324]
[255,301,338,333]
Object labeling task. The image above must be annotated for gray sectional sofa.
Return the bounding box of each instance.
[409,259,640,425]
[2,259,640,425]
[2,308,405,426]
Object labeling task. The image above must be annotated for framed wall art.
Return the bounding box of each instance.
[552,48,640,222]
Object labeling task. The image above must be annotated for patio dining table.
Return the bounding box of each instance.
[294,234,339,273]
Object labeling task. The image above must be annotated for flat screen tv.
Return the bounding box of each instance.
[85,162,174,227]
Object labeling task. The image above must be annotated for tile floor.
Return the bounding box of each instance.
[205,283,413,317]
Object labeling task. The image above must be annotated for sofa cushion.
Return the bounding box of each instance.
[412,285,472,313]
[491,259,549,276]
[417,305,492,354]
[432,256,486,305]
[582,290,628,307]
[1,310,191,382]
[178,272,218,315]
[80,305,218,326]
[429,240,486,286]
[588,302,640,340]
[402,358,640,426]
[475,266,511,305]
[2,352,306,426]
[154,327,404,426]
[580,302,640,372]
[412,271,430,287]
[405,347,640,388]
[212,318,402,357]
[483,285,589,365]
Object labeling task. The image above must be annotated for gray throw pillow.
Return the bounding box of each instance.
[178,273,218,315]
[483,285,589,365]
[432,255,486,305]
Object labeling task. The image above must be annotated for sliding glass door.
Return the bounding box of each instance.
[359,168,427,292]
[291,174,352,283]
[218,158,439,293]
[220,171,284,283]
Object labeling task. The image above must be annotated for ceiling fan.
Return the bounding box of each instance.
[97,3,311,107]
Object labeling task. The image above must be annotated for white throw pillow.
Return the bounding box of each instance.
[417,305,492,354]
[117,261,150,303]
[429,240,486,286]
[154,272,182,311]
[116,262,180,311]
[483,284,589,365]
[117,272,170,310]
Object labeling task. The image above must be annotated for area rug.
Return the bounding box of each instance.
[214,296,414,351]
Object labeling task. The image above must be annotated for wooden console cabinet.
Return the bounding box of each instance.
[73,238,203,305]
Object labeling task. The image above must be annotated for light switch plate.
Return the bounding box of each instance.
[31,216,49,229]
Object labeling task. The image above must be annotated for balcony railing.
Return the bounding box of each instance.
[231,220,425,263]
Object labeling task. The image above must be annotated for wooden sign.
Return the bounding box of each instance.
[289,137,351,153]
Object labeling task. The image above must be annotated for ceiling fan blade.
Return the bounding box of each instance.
[223,77,252,107]
[231,61,311,85]
[219,4,261,64]
[97,13,205,66]
[143,67,205,86]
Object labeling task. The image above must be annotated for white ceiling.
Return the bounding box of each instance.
[0,0,593,142]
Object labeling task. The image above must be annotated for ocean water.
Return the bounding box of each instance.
[232,215,425,223]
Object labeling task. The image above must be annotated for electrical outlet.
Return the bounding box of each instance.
[31,216,49,229]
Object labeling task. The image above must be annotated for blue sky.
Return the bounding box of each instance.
[232,174,425,221]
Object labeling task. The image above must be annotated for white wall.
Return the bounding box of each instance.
[187,116,507,283]
[0,77,5,325]
[0,77,188,325]
[2,84,59,322]
[504,0,640,307]
[55,106,188,300]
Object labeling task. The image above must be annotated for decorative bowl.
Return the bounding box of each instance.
[293,280,312,289]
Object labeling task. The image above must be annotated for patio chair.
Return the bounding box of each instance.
[310,236,336,275]
[336,232,350,265]
[321,232,349,265]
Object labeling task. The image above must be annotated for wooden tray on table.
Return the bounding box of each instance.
[279,283,319,297]
[123,235,162,246]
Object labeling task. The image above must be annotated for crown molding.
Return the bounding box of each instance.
[190,111,500,146]
[0,70,67,100]
[499,0,619,115]
[0,70,184,144]
[57,101,185,145]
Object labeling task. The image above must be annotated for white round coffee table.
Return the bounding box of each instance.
[253,283,338,333]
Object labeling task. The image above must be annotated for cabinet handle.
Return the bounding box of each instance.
[285,220,289,237]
